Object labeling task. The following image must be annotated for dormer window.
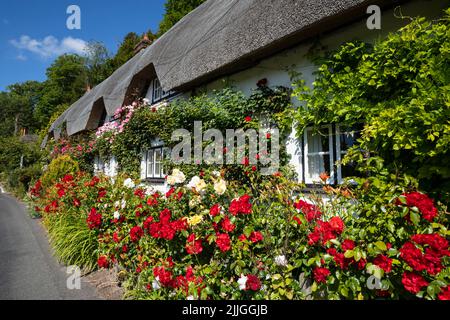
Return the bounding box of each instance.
[151,79,174,104]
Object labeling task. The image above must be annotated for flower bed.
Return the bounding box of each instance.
[29,166,450,300]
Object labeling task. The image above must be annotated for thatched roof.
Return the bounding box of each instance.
[47,0,377,139]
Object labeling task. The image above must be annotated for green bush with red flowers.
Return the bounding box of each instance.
[29,164,449,300]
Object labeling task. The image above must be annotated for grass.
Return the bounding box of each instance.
[44,213,98,273]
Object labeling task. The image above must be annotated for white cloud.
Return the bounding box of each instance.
[10,35,87,59]
[16,54,27,61]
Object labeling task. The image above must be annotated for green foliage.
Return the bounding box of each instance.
[34,54,87,128]
[84,41,115,88]
[293,10,450,198]
[96,86,293,176]
[0,136,43,196]
[157,0,206,36]
[41,155,79,189]
[44,211,98,272]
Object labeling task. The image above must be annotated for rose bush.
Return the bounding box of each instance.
[29,163,449,300]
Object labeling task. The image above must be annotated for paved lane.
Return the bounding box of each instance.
[0,192,99,300]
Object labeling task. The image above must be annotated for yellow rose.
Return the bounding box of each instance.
[188,215,203,226]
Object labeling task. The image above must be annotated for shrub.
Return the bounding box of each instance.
[41,154,79,190]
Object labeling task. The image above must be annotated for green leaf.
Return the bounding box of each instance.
[374,241,387,251]
[410,211,420,225]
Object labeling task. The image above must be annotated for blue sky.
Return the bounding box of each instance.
[0,0,166,91]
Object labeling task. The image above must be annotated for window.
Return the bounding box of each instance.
[94,155,117,177]
[152,79,171,104]
[336,126,359,184]
[94,155,105,173]
[303,125,359,185]
[303,125,334,184]
[144,146,168,180]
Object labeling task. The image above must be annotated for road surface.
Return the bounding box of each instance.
[0,192,99,300]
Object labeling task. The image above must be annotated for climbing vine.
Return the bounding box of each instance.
[293,9,450,199]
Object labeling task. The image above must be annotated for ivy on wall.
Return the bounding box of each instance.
[94,85,294,178]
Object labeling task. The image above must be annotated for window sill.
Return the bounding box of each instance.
[143,178,166,184]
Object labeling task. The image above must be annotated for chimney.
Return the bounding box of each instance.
[133,33,152,56]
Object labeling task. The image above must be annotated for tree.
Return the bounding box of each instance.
[0,81,44,136]
[84,41,114,87]
[157,0,206,36]
[34,54,86,128]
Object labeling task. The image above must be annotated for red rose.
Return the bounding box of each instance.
[153,266,175,288]
[244,116,252,122]
[221,216,236,233]
[342,239,355,251]
[357,258,367,270]
[245,274,261,291]
[293,216,302,225]
[402,272,429,294]
[438,285,450,300]
[186,234,203,255]
[242,157,250,166]
[210,203,221,216]
[86,207,102,230]
[229,194,252,215]
[329,216,344,234]
[216,233,231,252]
[62,174,74,183]
[73,198,81,207]
[293,200,322,222]
[266,132,271,139]
[165,187,175,198]
[97,256,109,268]
[57,188,65,198]
[308,220,336,246]
[130,226,144,242]
[238,234,247,242]
[249,231,264,243]
[400,192,438,222]
[313,267,330,283]
[134,188,145,199]
[373,254,393,273]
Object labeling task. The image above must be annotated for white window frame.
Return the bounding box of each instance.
[303,125,335,185]
[152,79,172,104]
[144,146,168,179]
[94,155,117,177]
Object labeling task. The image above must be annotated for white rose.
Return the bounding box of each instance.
[211,171,220,178]
[189,196,201,208]
[114,201,119,208]
[113,211,120,220]
[274,255,288,267]
[195,179,207,193]
[237,275,248,290]
[214,179,227,195]
[152,277,161,290]
[172,169,186,184]
[166,175,176,185]
[187,176,201,189]
[121,199,126,209]
[123,178,135,189]
[145,186,154,196]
